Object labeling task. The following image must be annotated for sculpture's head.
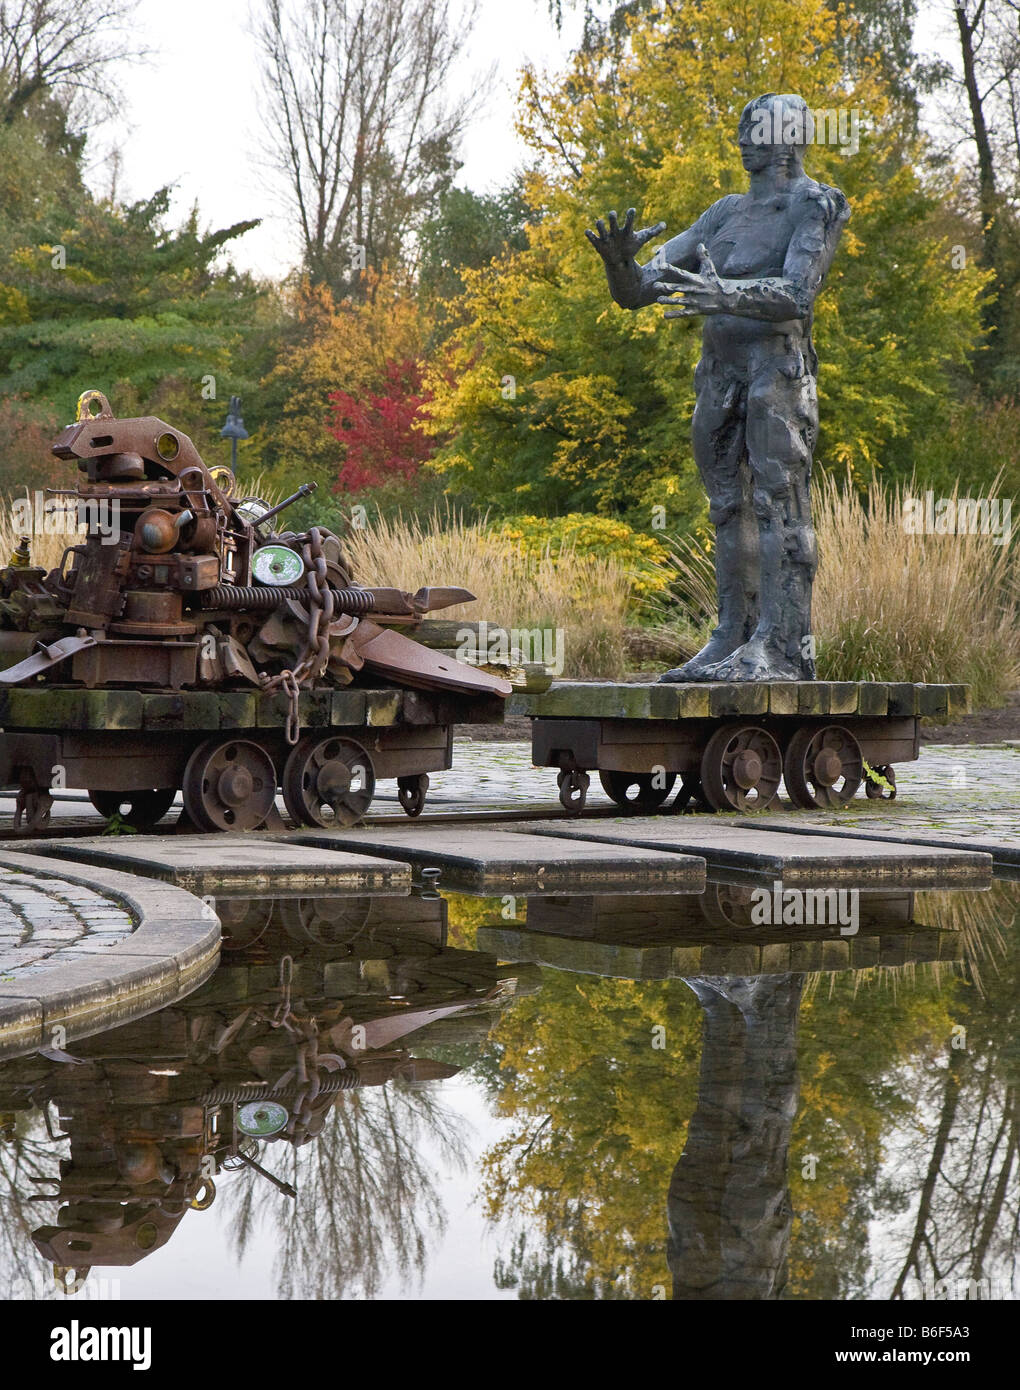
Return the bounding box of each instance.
[738,93,812,172]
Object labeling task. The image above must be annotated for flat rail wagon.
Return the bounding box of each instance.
[0,683,504,832]
[510,680,967,813]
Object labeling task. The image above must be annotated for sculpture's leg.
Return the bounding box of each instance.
[699,353,818,681]
[661,360,758,683]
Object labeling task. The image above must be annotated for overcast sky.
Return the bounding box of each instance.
[99,0,580,279]
[99,0,960,282]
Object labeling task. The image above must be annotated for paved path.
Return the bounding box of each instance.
[0,872,134,980]
[0,740,1018,844]
[0,852,221,1061]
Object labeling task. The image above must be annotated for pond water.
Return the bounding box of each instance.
[1,877,1017,1301]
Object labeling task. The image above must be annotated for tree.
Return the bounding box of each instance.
[0,184,262,420]
[254,0,476,295]
[423,0,990,524]
[0,0,144,128]
[0,90,269,493]
[418,182,533,341]
[940,0,1020,391]
[257,269,424,493]
[327,357,435,492]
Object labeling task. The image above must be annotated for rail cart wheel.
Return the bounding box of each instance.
[699,883,757,929]
[598,769,677,811]
[278,895,372,943]
[700,725,783,812]
[182,737,277,832]
[397,773,429,818]
[218,897,274,951]
[282,735,375,828]
[88,788,176,831]
[865,764,897,800]
[558,768,589,814]
[783,724,864,809]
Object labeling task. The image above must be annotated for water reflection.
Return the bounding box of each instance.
[0,876,1016,1301]
[478,881,1019,1301]
[0,891,535,1298]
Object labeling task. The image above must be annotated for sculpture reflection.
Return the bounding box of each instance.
[0,890,533,1298]
[666,975,801,1300]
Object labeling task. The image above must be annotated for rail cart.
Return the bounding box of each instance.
[0,683,504,832]
[510,680,967,813]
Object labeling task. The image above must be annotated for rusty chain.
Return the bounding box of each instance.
[261,953,346,1145]
[257,528,333,745]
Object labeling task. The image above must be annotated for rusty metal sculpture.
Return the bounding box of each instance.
[0,391,511,831]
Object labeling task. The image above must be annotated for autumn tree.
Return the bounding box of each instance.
[327,357,434,493]
[423,0,989,525]
[257,269,425,495]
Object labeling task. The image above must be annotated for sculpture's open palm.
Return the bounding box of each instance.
[585,208,666,266]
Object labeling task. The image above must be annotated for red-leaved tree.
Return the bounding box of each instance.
[327,358,434,493]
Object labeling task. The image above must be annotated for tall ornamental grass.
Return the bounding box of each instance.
[651,474,1020,709]
[344,509,633,677]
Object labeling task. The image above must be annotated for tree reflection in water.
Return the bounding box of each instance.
[480,880,1020,1300]
[221,1080,468,1300]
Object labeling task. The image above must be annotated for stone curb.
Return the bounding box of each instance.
[0,851,221,1060]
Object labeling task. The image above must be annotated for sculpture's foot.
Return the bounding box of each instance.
[700,636,803,682]
[659,631,746,684]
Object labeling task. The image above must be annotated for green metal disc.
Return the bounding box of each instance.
[237,1100,289,1136]
[252,544,304,586]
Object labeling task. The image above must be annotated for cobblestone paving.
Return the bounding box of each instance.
[0,870,134,981]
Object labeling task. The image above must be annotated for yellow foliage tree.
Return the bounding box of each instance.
[423,0,989,526]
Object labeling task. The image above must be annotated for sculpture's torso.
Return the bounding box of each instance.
[696,181,832,357]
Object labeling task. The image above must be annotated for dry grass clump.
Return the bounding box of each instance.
[812,474,1020,707]
[650,474,1020,708]
[344,509,633,677]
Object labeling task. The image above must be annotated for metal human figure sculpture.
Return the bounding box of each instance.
[587,93,850,681]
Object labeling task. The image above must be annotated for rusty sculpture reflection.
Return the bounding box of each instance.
[587,93,850,681]
[0,892,530,1294]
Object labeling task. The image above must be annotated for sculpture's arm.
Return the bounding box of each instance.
[585,207,711,310]
[657,190,850,322]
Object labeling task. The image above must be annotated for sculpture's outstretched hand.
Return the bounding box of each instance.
[585,207,666,266]
[656,243,732,317]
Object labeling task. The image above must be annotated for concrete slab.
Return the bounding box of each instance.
[279,827,706,891]
[735,816,1020,872]
[479,921,960,980]
[13,836,412,897]
[494,818,992,886]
